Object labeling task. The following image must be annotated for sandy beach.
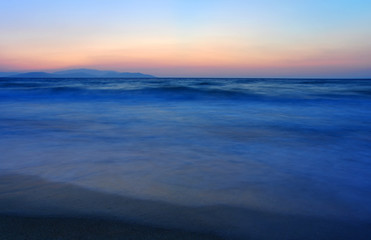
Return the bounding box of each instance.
[1,173,370,240]
[0,215,222,240]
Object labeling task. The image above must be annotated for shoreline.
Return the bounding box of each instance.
[1,173,370,240]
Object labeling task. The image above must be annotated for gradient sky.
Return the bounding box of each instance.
[0,0,371,77]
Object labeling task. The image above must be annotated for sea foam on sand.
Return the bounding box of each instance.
[1,174,370,240]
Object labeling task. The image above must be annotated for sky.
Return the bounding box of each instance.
[0,0,371,77]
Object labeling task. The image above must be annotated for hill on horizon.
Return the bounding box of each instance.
[0,69,155,78]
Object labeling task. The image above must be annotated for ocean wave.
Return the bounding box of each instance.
[1,78,371,102]
[0,82,46,88]
[139,85,249,97]
[0,83,257,100]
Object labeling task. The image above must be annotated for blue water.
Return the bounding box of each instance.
[1,78,371,236]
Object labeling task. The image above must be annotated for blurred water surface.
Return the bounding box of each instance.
[0,78,371,222]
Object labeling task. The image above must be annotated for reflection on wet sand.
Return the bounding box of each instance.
[1,174,370,240]
[0,215,221,240]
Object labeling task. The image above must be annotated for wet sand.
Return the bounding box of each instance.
[1,173,370,240]
[0,215,222,240]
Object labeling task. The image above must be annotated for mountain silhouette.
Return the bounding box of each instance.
[0,69,155,78]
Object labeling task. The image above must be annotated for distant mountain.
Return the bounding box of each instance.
[54,69,120,77]
[1,69,155,78]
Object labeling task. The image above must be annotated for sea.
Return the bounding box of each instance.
[0,78,371,239]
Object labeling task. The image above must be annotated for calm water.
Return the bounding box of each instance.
[1,78,371,238]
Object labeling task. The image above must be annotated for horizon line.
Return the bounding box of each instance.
[1,76,370,80]
[1,69,370,79]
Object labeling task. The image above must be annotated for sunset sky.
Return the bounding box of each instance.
[0,0,370,77]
